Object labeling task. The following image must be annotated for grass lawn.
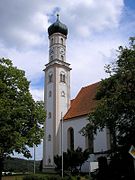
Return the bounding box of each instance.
[2,176,24,180]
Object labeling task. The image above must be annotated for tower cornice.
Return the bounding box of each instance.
[44,60,72,71]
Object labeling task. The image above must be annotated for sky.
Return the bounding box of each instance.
[0,0,135,160]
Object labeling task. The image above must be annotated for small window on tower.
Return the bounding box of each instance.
[48,73,53,83]
[61,91,65,97]
[49,91,52,97]
[50,56,53,61]
[48,157,51,165]
[48,134,51,141]
[63,74,65,82]
[48,112,51,118]
[61,55,64,61]
[60,72,66,83]
[51,38,53,45]
[60,73,62,82]
[61,38,64,45]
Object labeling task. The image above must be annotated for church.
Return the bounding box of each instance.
[43,15,111,172]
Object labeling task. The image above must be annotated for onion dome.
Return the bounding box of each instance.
[48,14,68,36]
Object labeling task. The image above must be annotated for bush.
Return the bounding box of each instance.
[23,174,81,180]
[23,174,47,180]
[54,147,89,173]
[47,175,61,180]
[62,176,73,180]
[84,175,90,180]
[23,174,72,180]
[77,175,81,180]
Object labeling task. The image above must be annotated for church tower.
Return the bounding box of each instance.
[43,15,71,171]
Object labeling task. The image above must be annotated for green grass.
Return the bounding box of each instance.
[2,175,24,180]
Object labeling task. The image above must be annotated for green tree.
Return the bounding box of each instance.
[54,147,89,174]
[0,58,46,179]
[82,37,135,151]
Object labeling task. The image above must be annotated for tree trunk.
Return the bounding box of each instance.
[110,127,117,151]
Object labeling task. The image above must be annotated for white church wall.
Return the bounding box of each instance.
[63,116,109,173]
[94,127,108,152]
[63,117,110,154]
[63,116,87,152]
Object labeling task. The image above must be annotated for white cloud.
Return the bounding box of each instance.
[0,45,46,82]
[68,36,122,97]
[30,88,44,101]
[0,0,124,49]
[0,0,51,49]
[60,0,124,38]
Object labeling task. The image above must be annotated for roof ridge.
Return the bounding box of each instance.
[81,81,100,89]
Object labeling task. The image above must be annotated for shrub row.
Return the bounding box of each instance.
[23,174,73,180]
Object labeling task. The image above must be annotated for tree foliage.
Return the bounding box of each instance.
[0,58,46,177]
[54,147,89,174]
[82,37,135,151]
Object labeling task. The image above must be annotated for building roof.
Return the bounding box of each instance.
[48,14,68,36]
[64,82,99,120]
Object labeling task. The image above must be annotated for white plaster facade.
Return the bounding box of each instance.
[43,18,71,170]
[63,117,109,153]
[63,117,110,172]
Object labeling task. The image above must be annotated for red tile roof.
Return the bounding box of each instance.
[64,82,99,120]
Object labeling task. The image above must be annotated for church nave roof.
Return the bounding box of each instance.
[64,82,99,120]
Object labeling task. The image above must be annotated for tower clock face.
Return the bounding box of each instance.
[60,47,65,55]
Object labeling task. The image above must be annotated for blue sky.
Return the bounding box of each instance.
[0,0,135,160]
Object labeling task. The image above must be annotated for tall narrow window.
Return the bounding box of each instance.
[67,127,74,150]
[49,91,52,97]
[63,74,65,82]
[48,112,51,118]
[61,55,64,61]
[60,72,66,83]
[48,134,51,141]
[61,38,64,45]
[60,74,63,82]
[48,157,51,165]
[51,38,53,45]
[48,73,53,83]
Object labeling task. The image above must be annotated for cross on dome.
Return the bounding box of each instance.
[56,14,60,21]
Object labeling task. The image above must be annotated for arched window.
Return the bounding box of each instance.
[48,73,53,83]
[60,72,66,83]
[67,127,74,150]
